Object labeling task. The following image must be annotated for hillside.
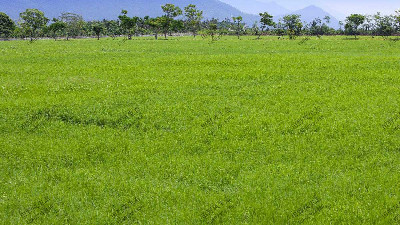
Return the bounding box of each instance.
[219,0,290,16]
[0,0,259,24]
[290,5,340,29]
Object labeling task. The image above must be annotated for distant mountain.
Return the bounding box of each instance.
[0,0,259,24]
[219,0,290,16]
[289,5,340,29]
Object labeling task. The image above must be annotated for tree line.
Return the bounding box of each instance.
[1,4,400,41]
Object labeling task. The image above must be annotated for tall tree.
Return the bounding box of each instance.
[259,12,275,39]
[60,13,84,40]
[345,14,366,39]
[309,17,322,36]
[19,9,49,41]
[232,16,243,39]
[395,10,400,32]
[103,19,121,39]
[147,17,164,40]
[0,12,15,38]
[48,18,66,40]
[374,13,394,38]
[184,4,203,37]
[118,10,137,40]
[203,18,220,41]
[324,16,331,24]
[339,21,344,31]
[91,21,104,40]
[161,4,182,39]
[363,15,376,36]
[282,14,303,39]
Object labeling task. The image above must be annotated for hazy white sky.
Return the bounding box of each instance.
[226,0,399,18]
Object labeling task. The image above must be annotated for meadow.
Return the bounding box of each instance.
[1,36,400,224]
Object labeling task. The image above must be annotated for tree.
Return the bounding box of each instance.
[48,18,66,40]
[19,9,49,41]
[307,16,332,37]
[374,13,394,38]
[363,15,375,36]
[203,19,220,41]
[103,19,121,39]
[251,21,260,37]
[282,14,303,39]
[91,21,104,40]
[118,10,138,39]
[345,14,366,39]
[147,17,164,40]
[184,4,203,37]
[259,12,275,39]
[0,12,15,38]
[60,13,84,40]
[324,16,331,24]
[171,19,185,33]
[161,4,182,39]
[232,16,243,39]
[395,10,400,32]
[309,18,322,36]
[339,21,344,31]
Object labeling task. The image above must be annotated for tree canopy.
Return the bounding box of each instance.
[0,12,15,38]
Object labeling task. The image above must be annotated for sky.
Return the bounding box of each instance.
[224,0,399,19]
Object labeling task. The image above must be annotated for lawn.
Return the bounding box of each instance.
[1,36,400,224]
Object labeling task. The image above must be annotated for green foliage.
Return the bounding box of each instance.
[161,4,182,38]
[102,19,121,39]
[203,19,220,41]
[59,12,85,40]
[161,4,183,19]
[48,19,66,40]
[184,4,203,37]
[19,9,49,41]
[374,13,395,38]
[282,14,303,39]
[118,10,139,39]
[146,16,166,40]
[0,12,15,38]
[345,14,366,38]
[395,10,400,31]
[1,36,400,224]
[259,12,275,35]
[232,16,243,39]
[91,21,104,40]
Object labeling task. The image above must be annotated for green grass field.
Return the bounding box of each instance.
[1,36,400,224]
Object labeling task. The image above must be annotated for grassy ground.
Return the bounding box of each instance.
[1,36,400,224]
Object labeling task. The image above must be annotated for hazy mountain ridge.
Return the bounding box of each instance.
[0,0,340,28]
[219,0,290,16]
[0,0,259,24]
[283,5,340,29]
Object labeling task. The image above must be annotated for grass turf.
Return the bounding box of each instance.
[1,36,400,224]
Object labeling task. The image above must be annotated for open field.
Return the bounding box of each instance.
[1,36,400,224]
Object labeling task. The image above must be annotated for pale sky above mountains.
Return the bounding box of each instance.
[223,0,399,18]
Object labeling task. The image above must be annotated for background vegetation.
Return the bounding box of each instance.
[1,5,400,40]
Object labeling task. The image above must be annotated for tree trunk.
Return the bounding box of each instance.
[258,28,264,39]
[155,33,158,40]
